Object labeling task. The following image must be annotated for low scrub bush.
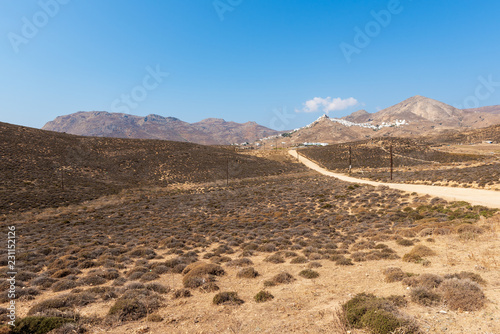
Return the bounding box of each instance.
[226,258,253,267]
[396,238,414,246]
[383,267,406,283]
[264,272,295,287]
[213,292,244,306]
[438,278,485,311]
[410,287,441,306]
[290,256,308,264]
[264,254,285,264]
[341,293,419,334]
[172,289,192,299]
[254,290,274,303]
[444,271,486,285]
[299,269,319,279]
[236,267,259,279]
[11,317,73,334]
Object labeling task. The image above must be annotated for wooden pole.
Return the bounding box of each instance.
[348,146,352,174]
[226,158,229,186]
[390,143,393,181]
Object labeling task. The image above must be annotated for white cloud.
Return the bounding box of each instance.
[298,96,359,114]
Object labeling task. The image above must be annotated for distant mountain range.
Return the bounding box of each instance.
[42,96,500,145]
[42,112,279,145]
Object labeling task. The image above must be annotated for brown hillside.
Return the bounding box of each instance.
[0,122,304,215]
[428,124,500,144]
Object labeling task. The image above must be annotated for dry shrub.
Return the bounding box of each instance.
[199,282,220,293]
[396,239,414,247]
[140,272,160,282]
[126,267,148,278]
[264,272,295,287]
[182,262,225,288]
[258,243,277,252]
[226,258,253,267]
[410,287,441,306]
[108,294,161,321]
[383,267,405,283]
[417,274,443,289]
[403,245,435,263]
[145,283,170,294]
[299,269,319,279]
[182,262,225,276]
[212,292,244,306]
[79,275,107,286]
[438,279,485,311]
[264,254,285,264]
[418,228,434,237]
[342,293,419,334]
[402,253,422,263]
[172,289,192,299]
[308,253,323,260]
[52,280,80,292]
[254,290,274,303]
[147,314,163,322]
[30,276,56,289]
[236,267,259,279]
[308,261,322,268]
[401,276,420,288]
[11,317,74,334]
[335,256,354,266]
[444,271,486,285]
[350,252,367,262]
[28,292,97,316]
[455,224,484,235]
[51,269,80,279]
[290,256,308,264]
[408,245,436,257]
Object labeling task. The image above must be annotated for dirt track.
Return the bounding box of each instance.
[289,150,500,209]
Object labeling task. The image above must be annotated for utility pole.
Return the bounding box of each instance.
[61,168,64,191]
[390,143,393,181]
[348,146,352,174]
[226,157,229,186]
[275,138,278,151]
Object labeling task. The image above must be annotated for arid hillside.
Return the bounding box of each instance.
[298,137,483,171]
[0,122,304,215]
[427,124,500,144]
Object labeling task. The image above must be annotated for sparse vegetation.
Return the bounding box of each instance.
[264,272,295,287]
[212,292,244,306]
[438,279,486,311]
[11,317,74,334]
[254,290,274,303]
[1,129,497,333]
[341,293,419,334]
[298,269,319,279]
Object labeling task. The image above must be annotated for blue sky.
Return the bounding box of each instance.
[1,0,500,130]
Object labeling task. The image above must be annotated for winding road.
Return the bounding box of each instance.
[289,150,500,209]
